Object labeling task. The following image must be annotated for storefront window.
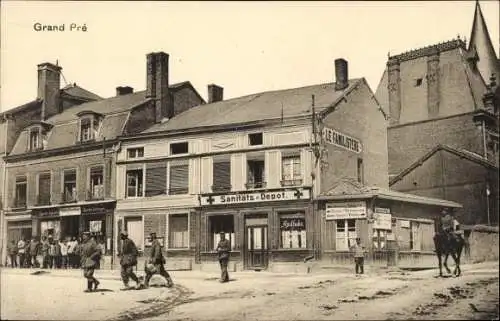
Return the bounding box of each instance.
[40,220,61,240]
[280,213,306,249]
[336,219,356,251]
[209,215,235,251]
[169,214,189,248]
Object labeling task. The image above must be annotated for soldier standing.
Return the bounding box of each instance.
[80,231,101,292]
[118,231,142,290]
[216,231,230,283]
[144,232,174,288]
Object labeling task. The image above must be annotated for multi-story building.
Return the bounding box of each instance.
[0,76,103,264]
[375,1,499,226]
[116,58,459,272]
[1,51,205,266]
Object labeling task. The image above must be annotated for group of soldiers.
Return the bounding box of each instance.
[79,230,232,292]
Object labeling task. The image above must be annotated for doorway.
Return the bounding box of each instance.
[244,215,269,270]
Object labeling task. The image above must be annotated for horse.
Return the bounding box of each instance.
[433,223,465,277]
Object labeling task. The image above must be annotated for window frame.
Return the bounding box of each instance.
[125,168,144,198]
[335,219,357,251]
[78,115,102,143]
[62,168,78,203]
[279,212,307,249]
[167,213,190,249]
[127,147,145,159]
[36,171,52,206]
[14,175,27,208]
[29,127,41,151]
[88,165,105,200]
[168,161,189,195]
[246,158,266,189]
[281,154,302,186]
[248,132,263,146]
[170,142,189,155]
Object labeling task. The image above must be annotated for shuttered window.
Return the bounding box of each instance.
[169,214,189,248]
[38,172,51,205]
[169,162,189,195]
[212,161,231,192]
[145,162,167,197]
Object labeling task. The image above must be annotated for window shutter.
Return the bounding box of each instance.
[169,163,189,195]
[145,162,167,196]
[213,161,231,191]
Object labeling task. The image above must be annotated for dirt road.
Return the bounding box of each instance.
[139,262,499,321]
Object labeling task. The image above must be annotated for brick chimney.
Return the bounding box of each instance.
[146,52,172,123]
[208,84,223,103]
[334,58,349,91]
[116,86,134,96]
[37,62,62,120]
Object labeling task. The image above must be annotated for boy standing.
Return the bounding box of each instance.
[350,237,365,275]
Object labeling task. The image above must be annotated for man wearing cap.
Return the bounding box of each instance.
[216,231,231,283]
[144,232,174,288]
[350,237,365,275]
[118,231,142,290]
[80,231,101,292]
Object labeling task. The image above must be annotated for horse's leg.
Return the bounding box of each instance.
[437,252,443,277]
[450,252,459,276]
[443,253,451,274]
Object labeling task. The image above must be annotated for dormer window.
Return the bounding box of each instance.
[29,128,41,151]
[77,111,103,143]
[26,122,52,152]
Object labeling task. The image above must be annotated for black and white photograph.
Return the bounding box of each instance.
[0,1,498,320]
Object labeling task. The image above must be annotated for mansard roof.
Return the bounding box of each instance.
[7,81,202,156]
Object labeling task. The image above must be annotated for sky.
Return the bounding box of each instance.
[1,1,499,112]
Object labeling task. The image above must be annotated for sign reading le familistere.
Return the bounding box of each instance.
[201,188,310,206]
[322,127,362,154]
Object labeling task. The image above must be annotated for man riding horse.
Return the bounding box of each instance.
[434,208,465,277]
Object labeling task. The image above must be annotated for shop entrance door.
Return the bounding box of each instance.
[245,224,268,269]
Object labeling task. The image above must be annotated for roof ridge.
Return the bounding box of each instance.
[389,38,466,63]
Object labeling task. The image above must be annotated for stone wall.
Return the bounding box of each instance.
[464,225,499,263]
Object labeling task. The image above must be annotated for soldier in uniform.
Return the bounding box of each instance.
[144,232,174,288]
[118,231,142,290]
[216,231,231,283]
[80,231,101,292]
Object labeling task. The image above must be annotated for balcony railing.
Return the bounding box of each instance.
[280,178,303,187]
[36,194,51,206]
[61,191,78,203]
[13,198,27,208]
[211,185,232,193]
[245,181,267,189]
[87,187,105,201]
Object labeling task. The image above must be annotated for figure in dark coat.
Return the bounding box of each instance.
[118,231,141,290]
[29,237,41,268]
[144,233,173,288]
[80,231,101,292]
[216,231,231,283]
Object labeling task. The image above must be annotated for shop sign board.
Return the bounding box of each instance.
[322,127,362,154]
[325,201,366,220]
[373,213,392,230]
[60,206,81,217]
[33,208,59,218]
[200,188,310,206]
[82,203,113,215]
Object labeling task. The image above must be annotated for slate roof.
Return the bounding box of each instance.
[389,144,498,186]
[318,177,462,208]
[8,81,200,155]
[61,83,103,101]
[143,79,364,133]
